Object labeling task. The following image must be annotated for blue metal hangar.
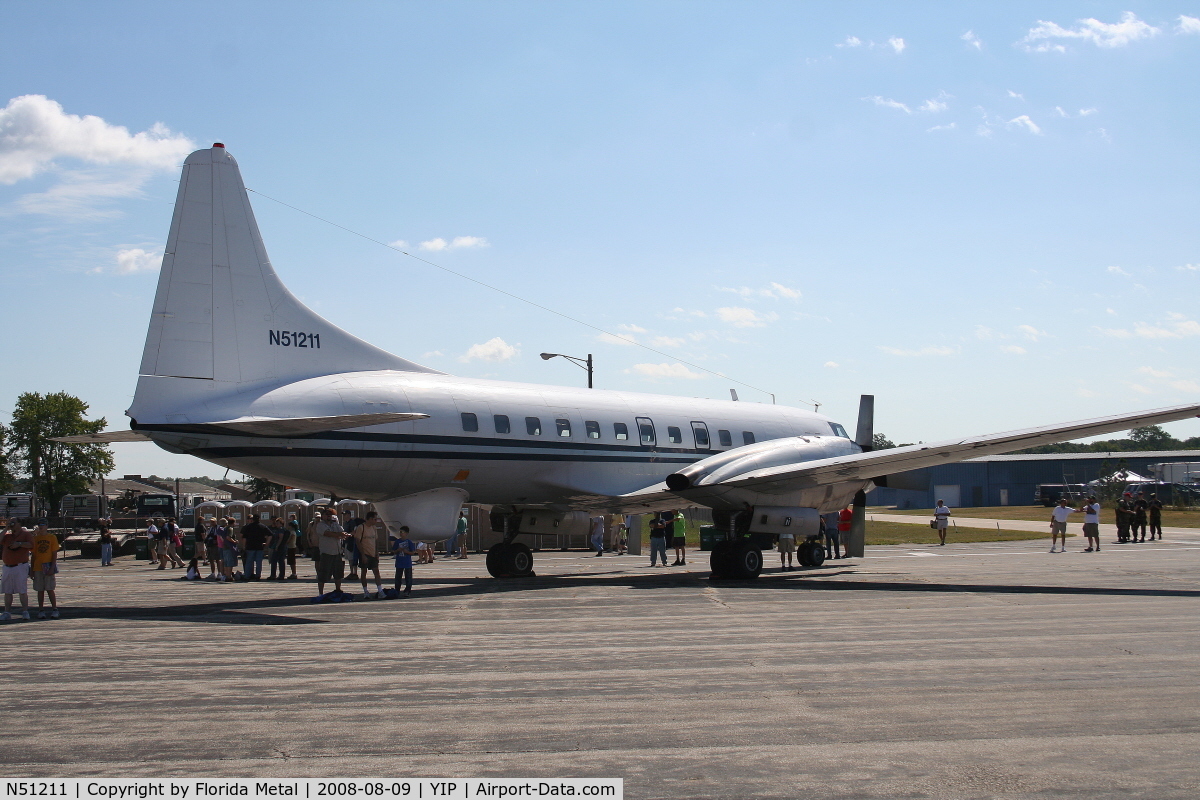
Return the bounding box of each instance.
[868,450,1200,509]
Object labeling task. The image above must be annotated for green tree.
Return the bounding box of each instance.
[871,433,896,450]
[245,476,284,501]
[0,424,15,493]
[1128,425,1178,449]
[7,392,115,508]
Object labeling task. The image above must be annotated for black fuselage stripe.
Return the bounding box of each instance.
[134,422,714,455]
[191,446,701,464]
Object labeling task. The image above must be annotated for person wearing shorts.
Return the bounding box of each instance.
[670,509,687,566]
[1082,496,1101,552]
[2,518,34,621]
[353,511,385,599]
[1050,498,1076,553]
[30,519,60,619]
[777,531,795,570]
[312,507,347,595]
[933,500,952,547]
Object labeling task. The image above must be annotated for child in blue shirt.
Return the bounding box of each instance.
[390,526,417,597]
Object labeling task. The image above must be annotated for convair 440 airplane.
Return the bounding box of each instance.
[60,145,1200,580]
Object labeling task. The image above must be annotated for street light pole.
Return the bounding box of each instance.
[540,352,594,388]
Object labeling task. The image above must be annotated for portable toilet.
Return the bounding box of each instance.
[281,498,311,529]
[252,499,282,522]
[224,500,253,528]
[195,501,226,526]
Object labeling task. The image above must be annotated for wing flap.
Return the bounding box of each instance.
[50,430,154,444]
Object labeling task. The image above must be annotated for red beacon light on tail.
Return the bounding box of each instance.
[212,142,225,148]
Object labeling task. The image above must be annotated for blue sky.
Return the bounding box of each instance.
[3,2,1199,479]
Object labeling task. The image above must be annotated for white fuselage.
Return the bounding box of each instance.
[137,370,854,510]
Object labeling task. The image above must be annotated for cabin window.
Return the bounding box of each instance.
[556,418,572,437]
[718,429,732,448]
[525,416,542,436]
[667,426,682,444]
[585,421,601,439]
[691,422,710,449]
[636,417,656,446]
[460,412,478,432]
[614,422,629,441]
[829,422,849,438]
[743,431,756,445]
[494,414,510,434]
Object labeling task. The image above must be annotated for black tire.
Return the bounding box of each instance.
[727,541,763,580]
[709,540,733,578]
[486,543,511,578]
[507,542,534,577]
[797,542,813,567]
[806,542,826,567]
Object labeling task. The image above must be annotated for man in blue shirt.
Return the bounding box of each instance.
[390,526,418,597]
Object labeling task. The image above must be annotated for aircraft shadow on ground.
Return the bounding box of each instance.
[56,567,1200,624]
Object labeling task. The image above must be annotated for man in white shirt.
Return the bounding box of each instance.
[1082,496,1101,552]
[933,500,952,546]
[1050,498,1076,553]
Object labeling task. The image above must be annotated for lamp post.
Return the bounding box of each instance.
[540,352,593,388]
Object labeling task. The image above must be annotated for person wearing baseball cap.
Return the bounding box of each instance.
[2,517,34,621]
[30,519,60,618]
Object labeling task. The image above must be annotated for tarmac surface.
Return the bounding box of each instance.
[4,537,1200,799]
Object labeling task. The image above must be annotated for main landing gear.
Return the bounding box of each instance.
[709,540,763,580]
[486,541,535,578]
[797,536,826,568]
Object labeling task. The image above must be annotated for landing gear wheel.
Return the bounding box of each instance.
[486,542,535,578]
[709,540,734,579]
[507,542,534,577]
[727,541,763,580]
[805,541,826,567]
[797,542,814,567]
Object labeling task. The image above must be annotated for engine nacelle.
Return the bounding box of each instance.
[747,506,821,538]
[665,435,858,491]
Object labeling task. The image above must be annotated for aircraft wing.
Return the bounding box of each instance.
[50,430,155,444]
[675,401,1200,496]
[54,412,430,443]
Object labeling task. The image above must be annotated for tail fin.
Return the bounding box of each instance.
[137,144,437,388]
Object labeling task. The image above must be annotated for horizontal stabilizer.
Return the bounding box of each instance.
[204,411,429,437]
[51,430,154,444]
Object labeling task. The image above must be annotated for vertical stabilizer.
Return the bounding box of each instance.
[138,145,438,388]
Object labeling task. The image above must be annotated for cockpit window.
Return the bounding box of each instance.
[829,422,850,439]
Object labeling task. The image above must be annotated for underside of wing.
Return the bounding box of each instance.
[50,430,155,443]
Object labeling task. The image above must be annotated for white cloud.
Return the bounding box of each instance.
[718,283,801,300]
[387,239,409,250]
[113,247,161,275]
[865,96,911,114]
[878,345,958,357]
[626,363,705,380]
[837,36,863,48]
[618,323,647,334]
[1056,106,1099,118]
[1176,263,1199,271]
[974,325,998,340]
[1017,324,1045,341]
[976,125,994,138]
[1000,345,1027,355]
[459,337,518,362]
[1128,383,1153,395]
[597,332,637,346]
[1107,265,1131,276]
[1007,115,1042,135]
[1079,108,1098,116]
[919,92,951,113]
[11,169,150,219]
[962,31,982,50]
[1177,15,1200,34]
[716,306,777,327]
[1171,379,1200,393]
[0,95,193,184]
[650,336,685,348]
[888,37,906,54]
[823,361,839,368]
[419,236,489,252]
[421,350,444,358]
[1007,90,1025,100]
[1019,12,1161,51]
[1137,366,1173,378]
[1099,318,1200,339]
[927,123,957,132]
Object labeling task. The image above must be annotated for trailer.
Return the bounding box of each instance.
[60,494,110,527]
[1,494,46,522]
